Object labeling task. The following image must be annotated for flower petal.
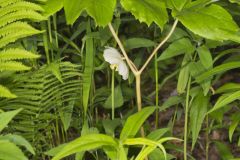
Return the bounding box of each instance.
[103,47,122,65]
[118,61,129,80]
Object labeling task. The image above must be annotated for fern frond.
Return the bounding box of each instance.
[0,84,16,98]
[0,10,46,28]
[0,1,44,17]
[0,22,35,38]
[0,48,40,60]
[0,0,23,7]
[0,27,43,48]
[0,61,31,71]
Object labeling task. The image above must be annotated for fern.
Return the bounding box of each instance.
[0,0,44,98]
[0,1,44,17]
[0,48,40,60]
[0,62,82,157]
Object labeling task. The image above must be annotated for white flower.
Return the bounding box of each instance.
[103,47,129,80]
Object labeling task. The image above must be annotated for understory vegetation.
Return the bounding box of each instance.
[1,0,240,160]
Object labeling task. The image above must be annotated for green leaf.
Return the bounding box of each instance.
[102,119,121,136]
[63,0,116,26]
[195,62,240,83]
[190,92,209,149]
[208,90,240,114]
[124,38,156,50]
[82,20,94,115]
[0,108,22,132]
[0,140,27,160]
[189,61,211,95]
[176,4,240,43]
[120,107,155,140]
[121,0,168,29]
[0,134,35,155]
[0,85,16,98]
[52,134,118,160]
[147,128,169,141]
[215,83,240,94]
[170,0,189,11]
[158,38,194,61]
[42,0,63,16]
[229,113,240,142]
[215,141,234,160]
[47,62,63,83]
[59,100,74,131]
[149,148,175,160]
[104,85,124,109]
[197,45,213,69]
[177,54,190,94]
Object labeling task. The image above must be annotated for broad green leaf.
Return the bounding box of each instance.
[197,45,213,69]
[104,85,124,109]
[83,20,94,115]
[190,92,209,149]
[0,134,35,155]
[208,90,240,114]
[215,141,234,160]
[229,113,240,142]
[121,0,168,29]
[42,0,63,16]
[195,62,240,83]
[0,108,22,132]
[158,38,194,61]
[120,107,155,140]
[176,4,240,43]
[124,38,156,50]
[52,134,118,160]
[63,0,116,26]
[215,83,240,94]
[177,54,190,94]
[0,140,27,160]
[0,85,16,98]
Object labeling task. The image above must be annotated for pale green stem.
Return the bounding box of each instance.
[111,69,115,120]
[155,54,159,128]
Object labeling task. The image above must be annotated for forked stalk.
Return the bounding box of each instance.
[108,20,178,138]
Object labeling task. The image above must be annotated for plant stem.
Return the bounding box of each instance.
[139,20,178,73]
[111,69,115,120]
[206,114,209,160]
[155,54,159,128]
[136,73,145,137]
[184,77,192,160]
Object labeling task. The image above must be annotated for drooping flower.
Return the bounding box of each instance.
[103,47,129,80]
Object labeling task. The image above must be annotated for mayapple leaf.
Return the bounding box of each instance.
[63,0,116,26]
[121,0,168,30]
[42,0,63,17]
[176,4,240,43]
